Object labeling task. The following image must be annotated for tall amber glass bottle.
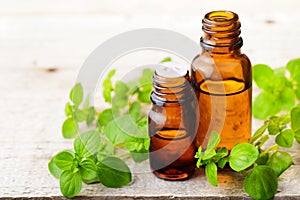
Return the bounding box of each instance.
[191,11,252,150]
[148,63,198,180]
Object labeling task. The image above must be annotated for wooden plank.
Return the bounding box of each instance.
[1,0,300,198]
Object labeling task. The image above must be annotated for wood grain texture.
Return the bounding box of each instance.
[1,0,300,198]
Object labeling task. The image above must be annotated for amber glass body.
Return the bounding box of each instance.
[148,71,198,180]
[191,11,252,150]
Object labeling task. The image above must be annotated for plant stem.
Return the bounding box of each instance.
[117,152,130,158]
[260,144,279,157]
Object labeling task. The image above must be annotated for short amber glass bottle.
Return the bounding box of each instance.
[148,63,198,180]
[191,11,252,150]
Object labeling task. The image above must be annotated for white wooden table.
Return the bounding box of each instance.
[1,0,300,199]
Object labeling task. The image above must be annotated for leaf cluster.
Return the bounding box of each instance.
[48,131,131,198]
[253,58,300,119]
[49,57,171,198]
[196,104,300,200]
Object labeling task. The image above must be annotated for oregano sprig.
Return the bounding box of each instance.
[49,57,170,198]
[196,104,300,200]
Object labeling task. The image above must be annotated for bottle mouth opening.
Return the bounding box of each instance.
[204,11,239,24]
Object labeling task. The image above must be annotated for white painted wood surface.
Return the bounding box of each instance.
[1,0,300,198]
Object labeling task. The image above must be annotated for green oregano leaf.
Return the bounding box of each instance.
[74,109,86,122]
[266,151,293,177]
[229,143,259,172]
[97,157,131,188]
[54,150,75,171]
[97,108,115,128]
[253,91,281,120]
[160,57,172,63]
[253,64,274,90]
[74,130,101,158]
[60,170,82,198]
[218,158,227,169]
[287,58,300,81]
[205,162,218,186]
[70,83,84,106]
[48,157,63,179]
[275,129,294,148]
[129,102,142,121]
[206,131,221,151]
[62,118,78,138]
[291,107,300,131]
[85,106,96,125]
[79,159,99,184]
[244,166,278,200]
[103,69,116,102]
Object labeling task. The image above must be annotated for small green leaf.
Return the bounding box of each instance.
[62,118,78,138]
[114,81,129,97]
[138,90,152,103]
[129,102,142,121]
[74,130,101,157]
[70,83,84,106]
[74,109,86,122]
[206,131,221,151]
[85,106,96,125]
[287,58,300,81]
[291,107,300,131]
[278,87,295,110]
[65,102,73,117]
[97,108,115,128]
[275,129,294,148]
[244,166,278,200]
[218,158,227,169]
[103,69,116,102]
[60,170,82,198]
[54,150,75,171]
[160,57,172,63]
[97,157,131,188]
[205,162,218,186]
[253,64,274,90]
[112,94,129,110]
[79,159,99,184]
[104,119,129,145]
[202,149,216,160]
[229,143,259,172]
[249,123,268,143]
[268,121,281,135]
[267,151,293,177]
[48,157,63,179]
[253,91,281,120]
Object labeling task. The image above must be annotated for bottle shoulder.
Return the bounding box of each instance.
[192,51,251,69]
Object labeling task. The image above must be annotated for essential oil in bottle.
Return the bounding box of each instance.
[191,11,252,150]
[148,62,199,180]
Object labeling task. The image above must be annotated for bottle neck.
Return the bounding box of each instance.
[200,11,243,54]
[151,71,193,103]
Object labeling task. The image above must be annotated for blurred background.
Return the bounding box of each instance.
[1,0,300,197]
